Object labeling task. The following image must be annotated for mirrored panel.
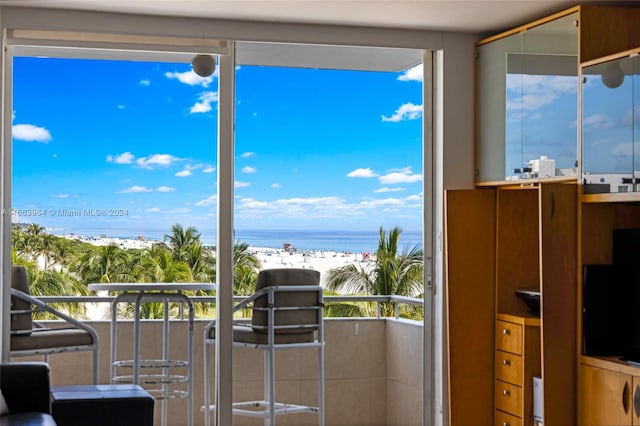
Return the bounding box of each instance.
[582,56,640,194]
[476,12,578,182]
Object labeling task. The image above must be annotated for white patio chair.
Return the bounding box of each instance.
[203,268,324,425]
[9,265,99,384]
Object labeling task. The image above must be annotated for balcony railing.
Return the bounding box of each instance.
[35,294,425,320]
[17,295,424,426]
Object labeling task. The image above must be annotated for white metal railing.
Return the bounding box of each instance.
[35,294,424,320]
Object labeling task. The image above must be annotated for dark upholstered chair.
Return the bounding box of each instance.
[0,362,57,426]
[203,268,325,426]
[10,265,99,384]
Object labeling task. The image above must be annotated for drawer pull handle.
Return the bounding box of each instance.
[502,329,510,335]
[502,422,509,426]
[502,359,510,366]
[503,389,510,397]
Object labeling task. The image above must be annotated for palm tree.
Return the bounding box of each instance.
[233,241,261,294]
[73,244,131,285]
[183,241,216,283]
[326,226,423,317]
[164,224,201,262]
[137,245,191,283]
[12,254,89,318]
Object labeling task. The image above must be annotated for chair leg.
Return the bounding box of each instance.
[204,340,211,426]
[264,348,276,426]
[318,345,325,426]
[93,348,99,385]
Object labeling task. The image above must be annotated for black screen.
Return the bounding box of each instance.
[613,229,640,361]
[583,264,633,356]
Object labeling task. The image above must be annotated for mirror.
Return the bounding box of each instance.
[476,12,579,182]
[582,56,640,193]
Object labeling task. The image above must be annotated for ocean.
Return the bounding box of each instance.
[51,228,423,254]
[234,229,423,253]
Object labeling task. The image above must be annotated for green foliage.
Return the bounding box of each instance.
[10,223,422,320]
[326,226,424,317]
[10,223,261,319]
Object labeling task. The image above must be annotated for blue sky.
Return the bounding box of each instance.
[11,56,423,239]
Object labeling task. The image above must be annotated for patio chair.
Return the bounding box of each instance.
[203,268,325,426]
[9,265,99,384]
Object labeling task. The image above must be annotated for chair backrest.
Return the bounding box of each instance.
[252,268,321,335]
[10,266,33,335]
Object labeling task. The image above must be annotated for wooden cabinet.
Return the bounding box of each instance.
[495,315,541,424]
[458,4,640,426]
[445,182,577,426]
[579,360,640,425]
[578,202,640,423]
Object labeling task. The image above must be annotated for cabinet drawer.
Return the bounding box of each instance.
[496,321,523,355]
[495,350,522,386]
[495,380,523,417]
[495,409,522,426]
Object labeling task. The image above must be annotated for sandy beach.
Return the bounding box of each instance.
[61,233,372,287]
[250,247,373,286]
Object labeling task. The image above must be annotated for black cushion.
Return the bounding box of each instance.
[51,385,154,426]
[11,266,33,334]
[0,412,57,426]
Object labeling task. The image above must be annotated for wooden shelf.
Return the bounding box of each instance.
[582,192,640,203]
[497,312,541,327]
[476,176,577,188]
[581,355,640,376]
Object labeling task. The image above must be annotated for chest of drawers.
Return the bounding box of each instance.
[494,314,541,426]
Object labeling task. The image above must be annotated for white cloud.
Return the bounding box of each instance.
[374,187,406,193]
[398,64,423,82]
[242,166,257,174]
[235,181,251,188]
[241,152,256,158]
[506,74,577,115]
[165,70,212,87]
[379,167,422,184]
[107,152,135,164]
[146,207,160,212]
[12,124,52,143]
[381,103,423,122]
[51,194,70,198]
[612,141,640,158]
[271,183,283,189]
[156,186,176,192]
[176,170,192,177]
[169,207,191,214]
[118,185,153,194]
[136,154,180,169]
[139,79,150,86]
[582,113,613,130]
[235,193,423,222]
[347,168,378,178]
[190,91,219,114]
[202,166,215,173]
[196,195,217,206]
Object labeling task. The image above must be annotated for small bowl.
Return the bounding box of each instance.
[515,288,540,315]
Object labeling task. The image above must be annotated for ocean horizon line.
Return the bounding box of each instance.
[46,227,424,254]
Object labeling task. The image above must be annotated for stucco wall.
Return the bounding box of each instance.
[20,318,422,426]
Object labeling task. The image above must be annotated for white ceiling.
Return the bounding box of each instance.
[0,0,618,34]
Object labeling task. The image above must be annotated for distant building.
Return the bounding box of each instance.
[583,172,640,193]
